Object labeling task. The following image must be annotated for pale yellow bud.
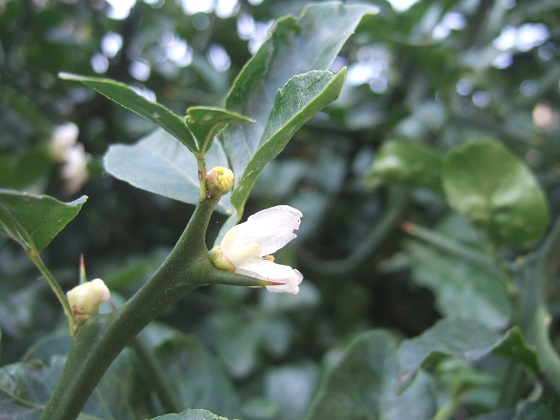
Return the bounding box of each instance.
[67,278,110,319]
[205,166,234,198]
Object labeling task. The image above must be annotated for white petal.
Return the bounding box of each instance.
[222,206,302,258]
[234,259,303,294]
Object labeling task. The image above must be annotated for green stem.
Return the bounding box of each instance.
[40,196,280,419]
[29,253,76,335]
[41,197,219,420]
[497,360,525,408]
[197,155,207,200]
[402,222,502,278]
[130,336,183,413]
[303,187,409,276]
[531,306,560,394]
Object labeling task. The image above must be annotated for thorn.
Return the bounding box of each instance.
[79,254,87,284]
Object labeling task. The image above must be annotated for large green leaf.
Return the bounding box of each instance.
[222,2,378,217]
[59,72,198,153]
[104,129,234,215]
[0,189,87,254]
[442,140,549,248]
[397,319,540,392]
[407,239,510,328]
[0,352,150,420]
[364,140,443,192]
[307,330,436,419]
[153,333,240,418]
[405,215,511,329]
[230,70,346,213]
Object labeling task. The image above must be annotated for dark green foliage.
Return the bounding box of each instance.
[2,0,560,418]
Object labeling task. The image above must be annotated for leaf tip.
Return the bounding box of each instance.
[58,72,80,81]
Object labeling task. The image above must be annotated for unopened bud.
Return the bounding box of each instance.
[205,166,234,198]
[67,278,110,323]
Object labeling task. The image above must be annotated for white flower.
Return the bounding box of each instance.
[209,205,303,294]
[60,142,91,194]
[48,122,90,194]
[49,122,79,162]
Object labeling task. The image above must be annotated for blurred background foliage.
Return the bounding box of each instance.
[1,0,560,418]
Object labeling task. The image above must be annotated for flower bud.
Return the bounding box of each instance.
[205,166,234,198]
[67,278,110,321]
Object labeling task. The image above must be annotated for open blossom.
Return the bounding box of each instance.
[209,205,303,294]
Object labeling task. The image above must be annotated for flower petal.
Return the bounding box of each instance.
[234,259,303,294]
[222,205,302,258]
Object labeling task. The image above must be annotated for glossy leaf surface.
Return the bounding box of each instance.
[104,129,234,215]
[442,140,549,248]
[0,189,87,253]
[223,2,378,217]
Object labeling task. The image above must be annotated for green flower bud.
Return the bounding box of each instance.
[205,166,234,198]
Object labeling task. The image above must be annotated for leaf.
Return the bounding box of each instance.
[0,352,150,420]
[364,140,443,192]
[222,2,378,217]
[0,145,52,191]
[0,189,87,254]
[154,333,240,417]
[59,72,197,154]
[103,129,234,215]
[405,215,511,329]
[307,330,436,420]
[152,409,229,420]
[185,107,253,155]
[442,140,549,248]
[230,70,346,213]
[0,358,59,419]
[514,386,560,419]
[397,319,540,392]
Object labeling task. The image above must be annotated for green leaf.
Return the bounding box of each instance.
[442,140,549,248]
[307,330,436,419]
[152,409,229,420]
[0,189,87,254]
[397,319,540,392]
[514,386,560,419]
[364,140,443,192]
[0,145,52,191]
[223,2,378,217]
[405,215,511,329]
[185,107,253,155]
[0,352,150,420]
[0,358,59,419]
[230,70,346,213]
[154,333,240,417]
[59,72,197,154]
[103,129,234,215]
